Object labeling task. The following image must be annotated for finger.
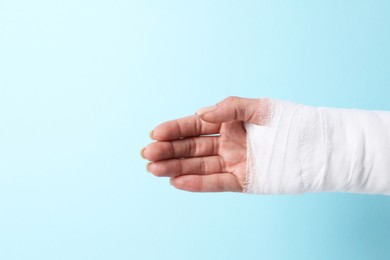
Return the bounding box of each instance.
[170,173,242,192]
[151,115,221,141]
[195,96,272,125]
[143,136,219,161]
[147,156,225,177]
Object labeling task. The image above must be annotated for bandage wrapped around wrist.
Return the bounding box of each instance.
[244,98,390,195]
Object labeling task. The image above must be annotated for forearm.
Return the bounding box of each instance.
[244,98,390,195]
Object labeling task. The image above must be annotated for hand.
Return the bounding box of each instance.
[141,96,268,192]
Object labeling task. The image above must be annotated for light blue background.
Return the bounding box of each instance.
[1,1,390,259]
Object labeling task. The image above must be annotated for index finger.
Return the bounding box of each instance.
[151,115,221,141]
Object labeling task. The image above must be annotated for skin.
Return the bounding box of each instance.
[141,96,268,192]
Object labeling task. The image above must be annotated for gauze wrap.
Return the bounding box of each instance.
[244,98,390,195]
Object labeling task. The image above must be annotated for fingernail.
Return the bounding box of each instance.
[195,105,217,116]
[149,130,155,140]
[146,162,152,173]
[140,147,146,159]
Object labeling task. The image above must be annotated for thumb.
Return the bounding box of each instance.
[195,96,272,125]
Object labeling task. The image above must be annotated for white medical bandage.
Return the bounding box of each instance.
[244,98,390,195]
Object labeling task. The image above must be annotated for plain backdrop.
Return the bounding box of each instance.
[1,1,390,259]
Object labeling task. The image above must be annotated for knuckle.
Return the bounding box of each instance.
[200,158,206,175]
[224,96,241,104]
[189,137,197,157]
[217,176,224,191]
[194,116,202,135]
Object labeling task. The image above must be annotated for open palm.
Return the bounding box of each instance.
[141,97,266,192]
